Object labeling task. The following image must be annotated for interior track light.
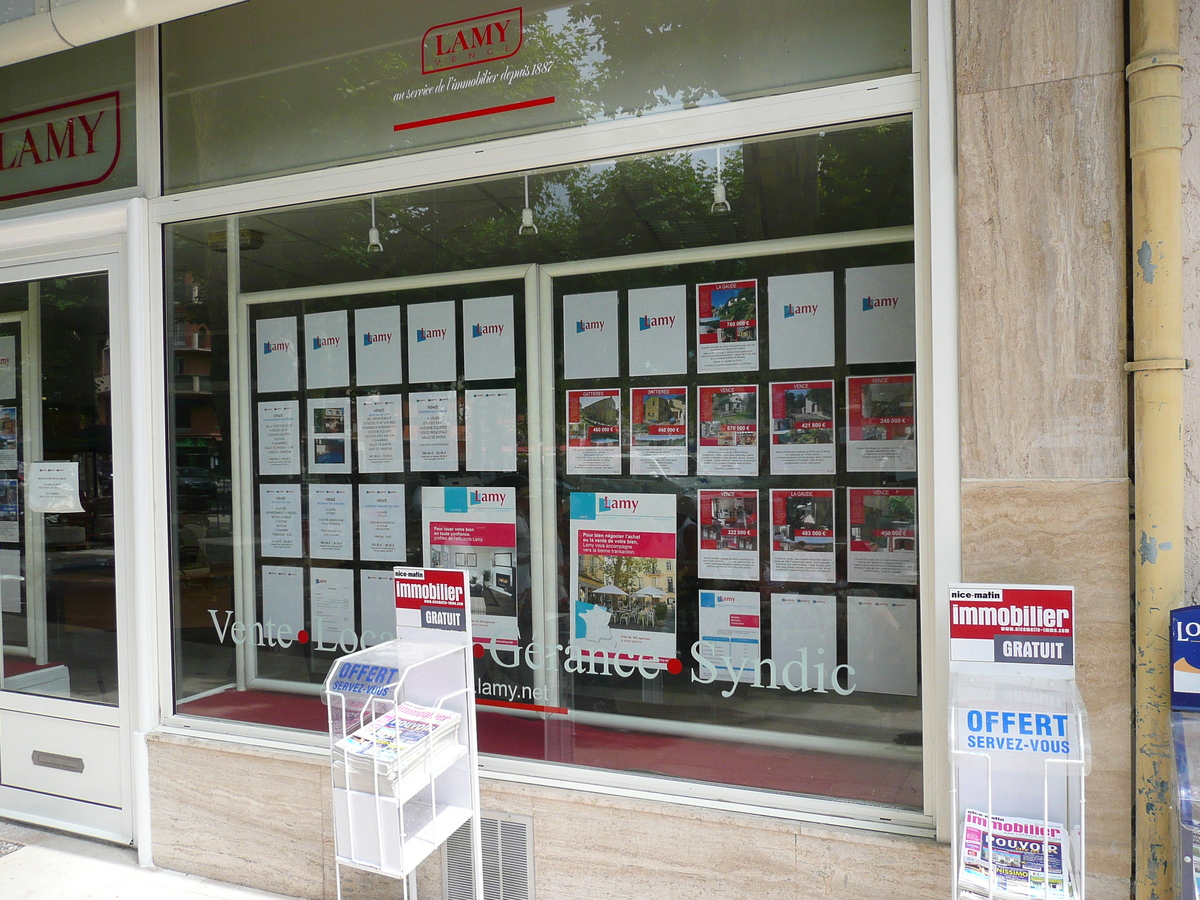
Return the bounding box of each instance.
[711,147,732,216]
[368,197,384,252]
[519,175,538,235]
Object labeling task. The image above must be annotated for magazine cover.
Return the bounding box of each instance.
[846,374,916,472]
[769,488,835,583]
[566,388,622,475]
[769,381,835,475]
[697,384,758,476]
[630,386,688,476]
[959,809,1072,900]
[698,489,759,581]
[569,491,678,671]
[697,279,758,372]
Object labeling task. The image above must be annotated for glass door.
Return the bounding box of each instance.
[0,264,129,841]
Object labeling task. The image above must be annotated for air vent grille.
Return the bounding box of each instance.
[443,812,533,900]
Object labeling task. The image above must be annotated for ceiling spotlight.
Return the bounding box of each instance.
[711,147,732,216]
[367,197,384,252]
[519,175,538,235]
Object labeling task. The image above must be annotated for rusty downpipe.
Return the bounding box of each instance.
[1127,0,1186,895]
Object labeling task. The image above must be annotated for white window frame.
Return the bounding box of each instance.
[147,0,960,841]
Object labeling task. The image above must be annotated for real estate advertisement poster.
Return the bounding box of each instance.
[308,484,353,561]
[630,386,688,476]
[845,374,916,472]
[846,592,918,696]
[769,380,835,475]
[566,388,622,475]
[307,398,352,474]
[259,483,302,558]
[422,486,519,652]
[406,300,457,384]
[697,590,761,683]
[770,593,838,685]
[408,390,458,472]
[465,388,517,472]
[847,487,917,585]
[355,393,404,473]
[769,488,835,583]
[569,491,678,671]
[698,489,759,582]
[697,384,758,476]
[256,400,300,475]
[697,279,758,373]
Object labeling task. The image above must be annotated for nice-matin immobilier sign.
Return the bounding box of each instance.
[949,583,1074,677]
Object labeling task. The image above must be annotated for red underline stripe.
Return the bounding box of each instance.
[394,95,556,132]
[477,697,568,715]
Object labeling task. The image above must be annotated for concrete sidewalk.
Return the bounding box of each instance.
[0,818,298,900]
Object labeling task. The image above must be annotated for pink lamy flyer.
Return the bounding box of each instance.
[696,279,758,373]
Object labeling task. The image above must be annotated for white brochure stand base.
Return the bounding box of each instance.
[949,673,1090,900]
[323,567,482,900]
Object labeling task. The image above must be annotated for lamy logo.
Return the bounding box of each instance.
[861,296,899,311]
[422,8,523,74]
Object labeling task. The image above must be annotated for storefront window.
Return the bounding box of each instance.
[161,0,910,191]
[166,122,920,809]
[0,35,137,211]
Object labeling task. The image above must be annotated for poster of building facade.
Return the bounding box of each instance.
[697,279,758,373]
[422,486,519,653]
[769,488,835,583]
[847,487,917,584]
[698,489,759,581]
[569,491,677,671]
[697,384,758,476]
[845,374,916,472]
[629,386,687,476]
[566,388,621,475]
[769,380,835,475]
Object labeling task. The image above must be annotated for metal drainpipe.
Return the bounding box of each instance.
[1128,0,1186,895]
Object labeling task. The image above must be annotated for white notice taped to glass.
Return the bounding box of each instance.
[466,388,517,472]
[0,335,16,400]
[257,400,300,475]
[628,285,686,376]
[354,306,402,386]
[463,295,515,381]
[304,309,349,389]
[846,593,918,696]
[27,461,84,513]
[844,263,916,364]
[356,393,404,473]
[255,316,298,393]
[311,567,354,644]
[359,569,398,646]
[771,594,838,685]
[768,272,835,369]
[562,291,618,380]
[407,300,456,384]
[409,390,458,471]
[308,484,353,560]
[258,483,302,558]
[261,565,304,637]
[359,485,405,562]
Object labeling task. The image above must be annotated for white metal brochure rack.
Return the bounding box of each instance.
[324,631,482,898]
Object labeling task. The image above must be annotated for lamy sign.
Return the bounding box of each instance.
[0,92,121,204]
[422,8,523,73]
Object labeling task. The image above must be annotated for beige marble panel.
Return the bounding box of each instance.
[962,479,1132,884]
[957,0,1123,95]
[147,733,328,899]
[958,74,1127,480]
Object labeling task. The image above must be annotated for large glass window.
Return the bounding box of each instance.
[161,0,910,191]
[165,122,921,811]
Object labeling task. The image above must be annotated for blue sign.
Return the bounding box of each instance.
[1170,606,1200,711]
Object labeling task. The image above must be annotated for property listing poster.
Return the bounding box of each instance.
[769,380,835,475]
[408,390,459,471]
[630,386,687,476]
[0,549,18,613]
[562,291,619,380]
[255,316,298,393]
[569,491,677,671]
[847,487,917,585]
[258,483,302,558]
[422,486,519,651]
[307,484,353,560]
[256,400,300,475]
[627,285,687,376]
[697,590,761,682]
[307,398,352,474]
[310,567,354,645]
[355,393,404,473]
[846,593,919,695]
[406,300,457,384]
[354,306,403,387]
[0,407,16,470]
[697,384,758,476]
[844,263,916,364]
[697,279,758,373]
[462,295,515,381]
[260,565,304,636]
[304,310,349,389]
[698,489,759,582]
[767,271,835,369]
[771,593,837,680]
[566,388,621,475]
[465,388,517,472]
[845,374,916,472]
[0,479,18,543]
[359,569,397,646]
[358,485,405,562]
[769,489,835,583]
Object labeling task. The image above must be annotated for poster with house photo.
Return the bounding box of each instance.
[697,385,758,476]
[845,374,915,472]
[566,388,621,475]
[697,280,758,373]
